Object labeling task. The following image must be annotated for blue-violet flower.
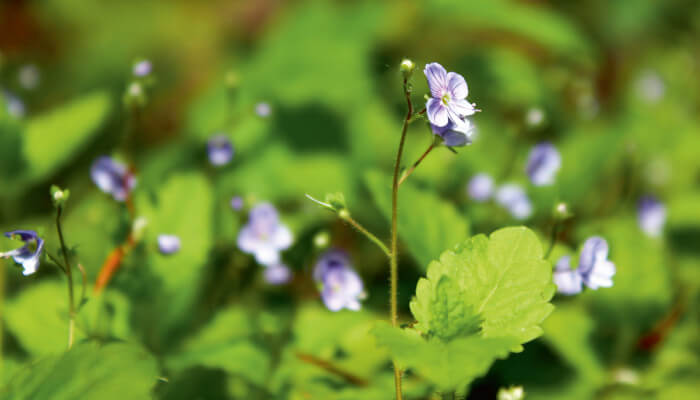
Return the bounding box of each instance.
[552,255,583,295]
[264,263,292,285]
[158,234,181,255]
[1,230,44,275]
[207,135,234,166]
[637,196,666,237]
[577,236,616,290]
[468,173,494,202]
[526,142,561,186]
[313,250,364,312]
[237,203,292,265]
[90,156,136,202]
[496,184,532,220]
[424,62,476,128]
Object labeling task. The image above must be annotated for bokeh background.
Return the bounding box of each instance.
[1,0,699,399]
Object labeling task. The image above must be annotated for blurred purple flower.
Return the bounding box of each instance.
[431,117,473,146]
[578,236,615,290]
[552,255,583,295]
[526,142,561,186]
[18,64,40,90]
[495,184,532,220]
[90,156,136,202]
[468,173,494,202]
[255,102,271,118]
[424,62,476,128]
[230,196,244,211]
[3,90,25,118]
[638,196,666,237]
[636,70,665,103]
[1,230,44,275]
[237,203,292,265]
[264,263,292,285]
[207,135,234,166]
[133,60,152,77]
[158,234,181,255]
[313,250,364,312]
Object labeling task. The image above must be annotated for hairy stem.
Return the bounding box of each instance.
[296,352,368,387]
[390,77,413,400]
[340,213,391,258]
[544,220,560,259]
[398,141,435,186]
[56,207,75,349]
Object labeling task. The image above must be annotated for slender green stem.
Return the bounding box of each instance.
[398,141,435,186]
[390,77,413,400]
[339,213,391,258]
[0,257,5,377]
[544,220,560,259]
[56,207,76,349]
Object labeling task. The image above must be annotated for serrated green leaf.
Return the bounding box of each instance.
[373,322,517,391]
[1,342,158,400]
[365,170,470,270]
[411,226,555,350]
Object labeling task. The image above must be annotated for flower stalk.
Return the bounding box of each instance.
[55,205,76,349]
[389,75,414,400]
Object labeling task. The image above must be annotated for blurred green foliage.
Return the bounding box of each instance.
[1,0,699,398]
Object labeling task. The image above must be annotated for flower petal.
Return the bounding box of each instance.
[424,62,448,98]
[448,99,476,117]
[446,72,468,99]
[426,98,449,127]
[578,236,608,274]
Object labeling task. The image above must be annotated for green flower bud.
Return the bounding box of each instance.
[498,386,525,400]
[553,202,572,220]
[325,192,347,211]
[50,185,70,208]
[400,58,415,79]
[313,231,330,249]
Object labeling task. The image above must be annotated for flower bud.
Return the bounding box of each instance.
[50,185,70,208]
[325,192,347,212]
[553,202,572,220]
[498,386,525,400]
[400,58,415,79]
[313,231,330,249]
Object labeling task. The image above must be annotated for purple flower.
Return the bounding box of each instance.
[638,196,666,237]
[255,102,271,118]
[424,62,476,128]
[157,234,181,255]
[90,156,136,202]
[133,60,152,77]
[313,250,364,312]
[1,230,44,275]
[207,135,234,166]
[237,203,293,265]
[431,117,473,146]
[18,64,40,90]
[2,90,25,118]
[468,173,494,202]
[230,196,244,211]
[552,255,583,295]
[526,142,561,186]
[577,237,615,290]
[264,263,292,285]
[495,184,532,220]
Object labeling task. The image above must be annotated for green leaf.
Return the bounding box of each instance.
[411,227,555,349]
[1,342,158,400]
[14,92,111,192]
[138,172,213,293]
[373,322,517,391]
[4,280,76,355]
[542,304,606,382]
[167,307,268,386]
[365,170,470,271]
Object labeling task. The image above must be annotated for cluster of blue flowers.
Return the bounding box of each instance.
[467,142,562,220]
[553,237,616,295]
